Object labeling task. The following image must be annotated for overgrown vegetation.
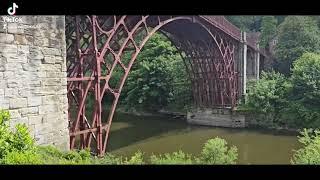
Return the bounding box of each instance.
[242,52,320,129]
[0,110,238,164]
[291,129,320,164]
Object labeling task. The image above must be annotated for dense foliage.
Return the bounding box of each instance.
[291,129,320,164]
[259,16,278,48]
[287,53,320,128]
[118,33,191,112]
[0,109,37,164]
[225,16,285,33]
[241,71,291,127]
[242,52,320,129]
[274,16,320,74]
[225,16,262,32]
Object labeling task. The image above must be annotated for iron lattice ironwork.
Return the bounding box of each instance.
[66,15,244,155]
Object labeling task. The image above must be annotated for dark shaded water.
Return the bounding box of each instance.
[107,113,300,164]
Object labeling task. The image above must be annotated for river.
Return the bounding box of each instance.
[107,113,300,164]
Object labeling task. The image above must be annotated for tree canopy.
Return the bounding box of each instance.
[274,16,320,74]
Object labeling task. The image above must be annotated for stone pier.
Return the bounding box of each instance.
[0,16,69,150]
[187,108,246,128]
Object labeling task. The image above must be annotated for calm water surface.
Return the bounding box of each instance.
[107,113,300,164]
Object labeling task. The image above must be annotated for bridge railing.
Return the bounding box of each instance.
[200,16,242,41]
[201,16,267,55]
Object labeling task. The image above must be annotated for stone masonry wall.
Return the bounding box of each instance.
[0,16,69,150]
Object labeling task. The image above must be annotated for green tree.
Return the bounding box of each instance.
[259,16,278,48]
[275,16,320,74]
[286,53,320,127]
[275,16,286,25]
[225,16,262,32]
[311,16,320,28]
[120,32,190,111]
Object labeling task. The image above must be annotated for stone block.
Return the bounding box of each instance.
[41,47,61,56]
[42,95,59,105]
[14,34,28,45]
[3,71,14,79]
[9,109,21,119]
[5,63,22,71]
[4,88,18,98]
[28,115,44,125]
[43,56,55,64]
[20,16,35,25]
[28,96,42,107]
[25,35,34,45]
[39,104,58,114]
[18,88,32,98]
[0,98,9,109]
[0,33,14,43]
[7,79,20,88]
[7,23,24,34]
[42,78,61,86]
[0,44,17,56]
[17,45,29,55]
[43,113,61,123]
[34,36,49,47]
[9,98,27,109]
[0,22,7,33]
[0,80,6,89]
[20,107,39,116]
[28,46,44,60]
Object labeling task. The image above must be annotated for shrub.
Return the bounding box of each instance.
[11,124,35,152]
[123,151,145,165]
[0,109,10,125]
[199,137,238,164]
[291,129,320,164]
[150,150,193,164]
[1,150,43,165]
[0,110,36,159]
[95,153,124,165]
[37,146,93,164]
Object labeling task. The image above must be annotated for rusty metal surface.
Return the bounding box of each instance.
[66,15,258,156]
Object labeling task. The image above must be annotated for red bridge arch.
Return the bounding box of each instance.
[66,16,248,155]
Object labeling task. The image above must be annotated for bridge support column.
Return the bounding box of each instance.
[255,44,260,80]
[242,32,247,96]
